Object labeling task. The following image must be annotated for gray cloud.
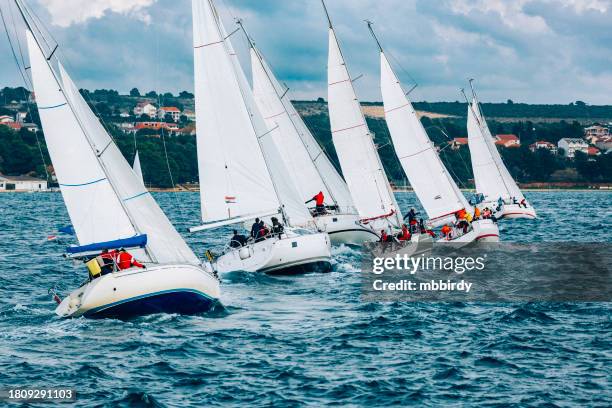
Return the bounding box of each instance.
[0,0,610,104]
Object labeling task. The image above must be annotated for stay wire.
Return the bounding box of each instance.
[1,2,49,181]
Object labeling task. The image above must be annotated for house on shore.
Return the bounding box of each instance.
[133,102,157,117]
[495,134,520,148]
[0,175,47,191]
[557,138,588,158]
[529,141,557,154]
[157,107,181,122]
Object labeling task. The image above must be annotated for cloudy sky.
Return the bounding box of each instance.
[1,0,611,103]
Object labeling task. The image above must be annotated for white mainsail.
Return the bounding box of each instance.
[27,30,200,265]
[132,151,144,185]
[326,25,401,227]
[250,45,355,211]
[467,98,525,203]
[379,51,471,226]
[192,0,312,228]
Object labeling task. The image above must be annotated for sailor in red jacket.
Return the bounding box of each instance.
[306,191,326,215]
[116,248,145,270]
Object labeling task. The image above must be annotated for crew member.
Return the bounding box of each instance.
[251,218,261,239]
[229,230,248,248]
[256,220,269,242]
[271,217,284,237]
[397,224,411,241]
[116,248,144,270]
[379,229,392,243]
[306,191,326,215]
[474,207,481,220]
[100,249,117,275]
[403,208,418,226]
[441,224,452,240]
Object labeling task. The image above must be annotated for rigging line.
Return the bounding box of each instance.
[1,2,49,182]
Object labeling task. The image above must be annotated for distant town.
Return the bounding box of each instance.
[0,86,610,191]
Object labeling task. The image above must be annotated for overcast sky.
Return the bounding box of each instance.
[1,0,611,104]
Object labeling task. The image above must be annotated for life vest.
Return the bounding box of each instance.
[399,228,411,241]
[474,207,481,218]
[441,225,451,236]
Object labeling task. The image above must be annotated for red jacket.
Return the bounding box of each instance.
[314,192,324,206]
[117,251,144,270]
[398,227,411,241]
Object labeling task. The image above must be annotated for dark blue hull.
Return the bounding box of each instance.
[84,290,217,320]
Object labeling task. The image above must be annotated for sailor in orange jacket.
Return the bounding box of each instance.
[441,224,452,240]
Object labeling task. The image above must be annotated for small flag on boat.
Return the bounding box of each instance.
[224,196,237,204]
[47,234,58,241]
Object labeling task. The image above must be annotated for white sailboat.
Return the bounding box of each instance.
[367,23,499,243]
[323,2,419,243]
[17,0,219,318]
[243,24,377,244]
[189,0,332,274]
[466,82,537,220]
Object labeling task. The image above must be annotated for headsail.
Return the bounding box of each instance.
[376,32,471,226]
[27,30,200,265]
[325,11,401,227]
[192,0,312,228]
[250,43,355,211]
[467,97,525,203]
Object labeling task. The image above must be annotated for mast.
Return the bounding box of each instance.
[14,0,149,248]
[237,19,339,208]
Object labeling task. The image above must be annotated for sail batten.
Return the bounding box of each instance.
[326,27,401,227]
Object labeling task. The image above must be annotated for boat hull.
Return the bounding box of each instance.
[437,219,500,245]
[55,263,220,319]
[313,213,379,245]
[215,231,332,274]
[479,201,537,220]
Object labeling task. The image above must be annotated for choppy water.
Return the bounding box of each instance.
[0,191,610,407]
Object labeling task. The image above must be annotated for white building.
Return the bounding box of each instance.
[529,141,557,154]
[557,138,589,158]
[0,175,48,191]
[158,106,181,122]
[133,102,157,118]
[584,125,609,142]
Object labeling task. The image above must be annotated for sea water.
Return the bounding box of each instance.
[0,191,610,406]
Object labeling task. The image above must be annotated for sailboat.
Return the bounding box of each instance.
[323,2,427,244]
[243,24,378,244]
[189,0,332,274]
[17,0,219,318]
[367,23,500,243]
[466,82,537,220]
